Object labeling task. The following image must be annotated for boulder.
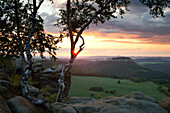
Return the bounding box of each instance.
[159,97,170,112]
[54,65,63,73]
[42,68,55,74]
[123,92,155,102]
[0,80,14,91]
[33,63,42,67]
[52,103,77,113]
[63,97,95,104]
[0,95,12,113]
[28,85,40,96]
[0,86,13,99]
[51,66,58,70]
[7,96,38,113]
[52,92,168,113]
[34,67,43,73]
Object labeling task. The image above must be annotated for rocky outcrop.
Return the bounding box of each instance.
[63,97,95,104]
[0,80,14,92]
[33,63,44,73]
[33,63,71,98]
[0,86,13,99]
[52,92,168,113]
[122,92,155,102]
[0,80,168,113]
[0,96,12,113]
[159,97,170,113]
[7,96,38,113]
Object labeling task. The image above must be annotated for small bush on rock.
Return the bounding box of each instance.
[40,86,58,103]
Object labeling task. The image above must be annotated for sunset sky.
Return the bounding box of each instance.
[39,0,170,57]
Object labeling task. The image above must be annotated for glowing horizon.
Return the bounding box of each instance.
[39,0,170,57]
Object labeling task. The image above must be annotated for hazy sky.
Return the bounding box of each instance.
[39,0,170,57]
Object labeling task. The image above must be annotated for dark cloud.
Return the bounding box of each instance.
[39,0,170,44]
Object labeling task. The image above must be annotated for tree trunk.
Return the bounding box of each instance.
[14,0,25,74]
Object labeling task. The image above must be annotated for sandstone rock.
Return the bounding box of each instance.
[7,96,38,113]
[0,95,12,113]
[54,65,63,73]
[123,92,155,102]
[42,68,55,74]
[52,103,76,113]
[51,66,58,70]
[28,85,39,96]
[0,86,13,99]
[63,97,95,104]
[41,73,60,79]
[159,97,170,112]
[0,80,14,91]
[33,63,42,67]
[52,92,168,113]
[34,67,43,73]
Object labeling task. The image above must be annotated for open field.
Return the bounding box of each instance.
[69,76,167,101]
[137,62,166,65]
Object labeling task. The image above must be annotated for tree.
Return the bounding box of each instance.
[0,0,59,59]
[55,0,169,102]
[0,0,57,112]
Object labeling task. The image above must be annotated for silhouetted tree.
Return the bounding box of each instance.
[0,0,59,59]
[118,80,121,84]
[0,0,57,112]
[55,0,169,102]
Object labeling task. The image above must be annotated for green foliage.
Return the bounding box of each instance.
[8,74,38,88]
[117,80,121,84]
[56,0,130,33]
[40,86,57,103]
[89,86,104,92]
[40,86,52,96]
[45,93,58,103]
[139,0,170,17]
[0,0,60,58]
[0,56,15,78]
[27,77,38,86]
[152,79,170,92]
[157,85,170,97]
[110,90,116,94]
[96,92,106,99]
[8,74,21,87]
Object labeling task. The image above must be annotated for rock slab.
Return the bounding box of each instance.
[7,96,38,113]
[52,92,168,113]
[0,95,12,113]
[159,97,170,113]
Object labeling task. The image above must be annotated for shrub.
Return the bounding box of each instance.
[8,74,21,87]
[40,86,58,103]
[96,92,106,99]
[105,91,109,93]
[117,80,121,84]
[0,56,16,79]
[110,90,116,94]
[157,85,170,96]
[90,93,94,96]
[89,86,104,92]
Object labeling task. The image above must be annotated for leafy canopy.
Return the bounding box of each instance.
[0,0,60,58]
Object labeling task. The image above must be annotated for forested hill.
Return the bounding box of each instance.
[71,59,170,80]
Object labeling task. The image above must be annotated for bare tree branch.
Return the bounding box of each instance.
[75,35,85,57]
[74,0,112,45]
[37,0,44,10]
[67,0,74,57]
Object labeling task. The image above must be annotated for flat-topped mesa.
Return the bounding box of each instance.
[107,57,133,62]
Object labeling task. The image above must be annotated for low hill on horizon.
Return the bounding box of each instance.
[71,59,170,80]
